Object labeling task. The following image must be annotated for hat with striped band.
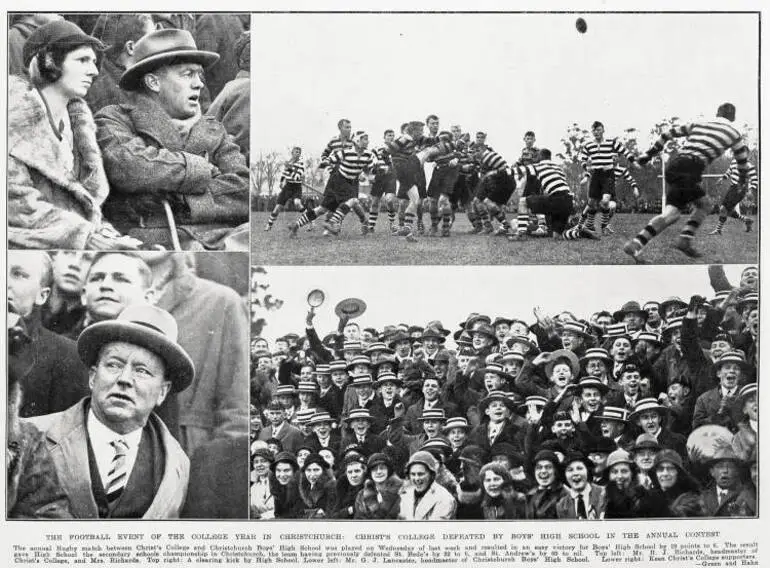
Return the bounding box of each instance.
[297,381,319,394]
[346,355,372,370]
[417,408,447,422]
[737,293,759,311]
[662,316,684,336]
[442,417,471,432]
[374,370,403,387]
[713,350,752,371]
[501,351,526,363]
[343,340,364,352]
[738,382,757,402]
[346,408,374,423]
[350,373,374,386]
[364,342,394,355]
[710,291,731,305]
[561,320,593,339]
[274,385,296,397]
[580,347,612,364]
[519,395,548,410]
[481,362,513,380]
[595,406,630,423]
[295,408,316,424]
[633,331,663,346]
[315,364,331,375]
[574,376,610,395]
[307,411,334,426]
[604,322,630,339]
[628,397,669,422]
[329,359,348,372]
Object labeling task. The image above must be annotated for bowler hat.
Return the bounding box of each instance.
[120,29,219,90]
[613,301,647,323]
[78,304,194,393]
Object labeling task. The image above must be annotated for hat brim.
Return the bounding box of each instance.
[421,334,447,344]
[119,50,220,90]
[78,319,194,393]
[612,310,647,323]
[481,367,514,381]
[628,405,669,422]
[545,349,580,378]
[479,395,517,414]
[576,381,610,395]
[335,298,367,320]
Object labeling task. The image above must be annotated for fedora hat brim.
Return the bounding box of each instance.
[78,319,195,393]
[479,394,517,414]
[120,50,220,90]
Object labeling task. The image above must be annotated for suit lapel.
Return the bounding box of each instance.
[143,414,189,519]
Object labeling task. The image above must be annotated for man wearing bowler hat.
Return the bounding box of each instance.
[27,304,194,519]
[95,28,249,249]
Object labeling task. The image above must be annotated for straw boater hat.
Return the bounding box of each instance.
[346,408,374,424]
[710,291,731,306]
[343,340,364,353]
[580,347,612,365]
[274,385,296,398]
[561,320,594,340]
[481,362,513,381]
[364,342,394,356]
[350,373,374,386]
[295,408,316,425]
[519,395,548,413]
[501,351,526,365]
[604,323,631,341]
[479,390,517,414]
[329,360,348,372]
[442,417,471,433]
[628,398,669,422]
[661,316,684,340]
[738,383,757,403]
[595,406,630,424]
[736,292,759,313]
[315,364,331,376]
[574,376,610,395]
[78,304,194,393]
[307,411,334,427]
[374,370,403,388]
[633,331,663,347]
[506,333,539,354]
[713,350,753,372]
[119,28,219,90]
[642,300,661,313]
[346,355,372,371]
[297,381,319,395]
[613,301,648,323]
[417,409,447,422]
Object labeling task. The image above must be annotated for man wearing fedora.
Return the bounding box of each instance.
[692,350,750,432]
[700,447,756,517]
[26,304,193,519]
[613,301,647,334]
[95,28,249,249]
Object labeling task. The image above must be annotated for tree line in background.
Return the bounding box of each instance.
[251,119,759,213]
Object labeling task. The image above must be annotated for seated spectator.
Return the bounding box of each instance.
[95,28,249,250]
[9,20,141,250]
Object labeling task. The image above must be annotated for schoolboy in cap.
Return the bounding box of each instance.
[340,408,387,458]
[295,408,316,440]
[606,361,644,411]
[580,347,613,386]
[492,317,515,343]
[257,399,304,455]
[28,305,193,519]
[370,371,403,423]
[501,351,526,381]
[659,375,695,436]
[701,447,755,517]
[314,364,343,422]
[629,398,688,458]
[273,384,298,424]
[389,407,449,470]
[443,417,472,477]
[296,381,319,415]
[594,406,635,451]
[632,331,663,372]
[305,412,341,457]
[555,451,606,519]
[692,350,751,432]
[573,376,609,424]
[467,391,526,454]
[559,320,594,357]
[342,373,387,434]
[95,28,249,249]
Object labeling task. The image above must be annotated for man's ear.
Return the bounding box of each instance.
[143,73,161,94]
[35,286,51,308]
[156,381,172,407]
[125,40,136,57]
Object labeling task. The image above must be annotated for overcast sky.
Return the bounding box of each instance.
[255,264,753,344]
[252,12,759,162]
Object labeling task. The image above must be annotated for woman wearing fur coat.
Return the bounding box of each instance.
[8,20,140,250]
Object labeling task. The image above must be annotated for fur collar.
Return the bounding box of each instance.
[299,470,335,507]
[8,75,109,215]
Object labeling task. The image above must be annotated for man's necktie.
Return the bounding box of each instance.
[106,439,129,504]
[576,496,588,519]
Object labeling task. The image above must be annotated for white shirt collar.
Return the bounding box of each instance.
[87,409,143,491]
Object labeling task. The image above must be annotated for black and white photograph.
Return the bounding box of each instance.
[8,13,250,252]
[251,12,759,266]
[249,264,757,520]
[8,250,250,519]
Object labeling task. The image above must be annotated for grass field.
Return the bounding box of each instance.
[252,212,759,266]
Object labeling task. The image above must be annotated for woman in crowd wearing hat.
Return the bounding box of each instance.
[732,383,757,461]
[602,449,648,519]
[458,462,527,519]
[354,453,404,519]
[526,449,569,519]
[643,449,704,517]
[398,451,457,520]
[298,453,338,519]
[249,446,275,519]
[555,452,606,519]
[332,453,368,518]
[270,452,302,519]
[9,20,141,250]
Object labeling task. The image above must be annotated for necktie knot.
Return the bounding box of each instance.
[111,438,129,456]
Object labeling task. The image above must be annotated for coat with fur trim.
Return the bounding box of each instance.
[353,476,403,519]
[398,479,457,520]
[298,469,337,519]
[8,75,111,249]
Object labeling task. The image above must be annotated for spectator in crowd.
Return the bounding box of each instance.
[9,20,141,250]
[95,27,249,250]
[8,251,89,418]
[27,305,193,518]
[194,14,248,101]
[40,251,92,336]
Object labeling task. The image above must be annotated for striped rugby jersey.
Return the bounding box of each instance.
[724,159,758,191]
[477,149,508,173]
[579,137,635,171]
[319,136,354,168]
[280,160,305,185]
[646,117,749,173]
[328,147,377,180]
[387,134,424,161]
[373,145,394,169]
[512,160,571,195]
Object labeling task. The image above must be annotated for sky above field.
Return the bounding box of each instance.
[252,12,759,163]
[255,264,753,344]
